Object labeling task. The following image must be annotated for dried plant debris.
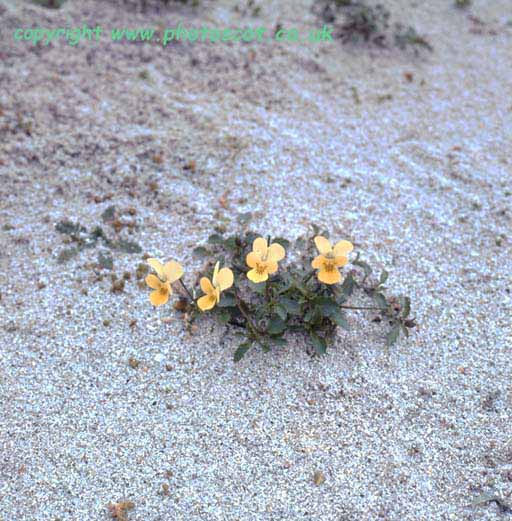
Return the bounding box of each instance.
[55,209,142,264]
[394,25,433,52]
[313,470,326,485]
[107,500,135,520]
[313,0,432,52]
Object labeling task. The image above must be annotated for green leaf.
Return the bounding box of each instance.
[304,307,314,323]
[98,251,113,270]
[90,226,106,241]
[386,324,401,347]
[279,297,301,315]
[340,273,356,297]
[248,280,266,295]
[101,205,116,222]
[218,292,236,308]
[469,493,512,513]
[218,309,231,324]
[31,0,68,7]
[193,246,209,257]
[400,296,411,318]
[295,237,306,250]
[234,341,252,362]
[208,233,224,245]
[244,231,259,246]
[374,293,388,310]
[274,304,288,321]
[309,331,327,355]
[379,270,389,284]
[288,324,306,333]
[353,255,372,280]
[267,316,286,335]
[400,323,410,338]
[270,337,287,347]
[237,212,253,225]
[330,311,350,330]
[55,220,86,236]
[314,297,339,318]
[272,237,291,249]
[223,236,238,251]
[110,238,142,254]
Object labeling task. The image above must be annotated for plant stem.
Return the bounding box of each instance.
[340,305,383,311]
[178,279,194,301]
[303,269,315,284]
[235,291,263,337]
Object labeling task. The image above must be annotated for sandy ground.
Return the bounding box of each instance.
[0,0,511,520]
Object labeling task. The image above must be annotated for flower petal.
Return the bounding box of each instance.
[314,236,332,255]
[150,287,170,306]
[266,261,278,275]
[334,255,349,267]
[145,274,161,289]
[252,237,268,256]
[333,240,354,257]
[246,251,260,268]
[247,268,268,283]
[147,258,165,280]
[267,242,285,262]
[216,267,234,291]
[197,294,216,311]
[311,255,326,269]
[212,261,220,287]
[317,268,341,285]
[200,277,214,295]
[163,260,184,283]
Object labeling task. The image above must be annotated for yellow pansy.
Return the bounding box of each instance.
[197,261,234,311]
[311,235,353,285]
[145,258,184,306]
[246,237,286,283]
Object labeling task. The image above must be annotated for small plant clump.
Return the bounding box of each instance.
[313,0,432,52]
[54,206,142,265]
[30,0,67,8]
[144,222,416,362]
[120,0,201,10]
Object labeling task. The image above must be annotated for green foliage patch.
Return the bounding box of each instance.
[178,220,416,362]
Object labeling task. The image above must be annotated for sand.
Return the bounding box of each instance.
[0,0,511,519]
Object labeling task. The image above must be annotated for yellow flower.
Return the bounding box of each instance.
[197,261,234,311]
[246,237,286,283]
[145,258,184,306]
[311,235,353,285]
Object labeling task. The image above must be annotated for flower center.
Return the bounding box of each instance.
[323,259,337,272]
[255,262,267,274]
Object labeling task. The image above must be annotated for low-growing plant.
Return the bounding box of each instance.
[144,222,416,362]
[54,206,142,264]
[120,0,201,10]
[313,0,432,52]
[30,0,67,8]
